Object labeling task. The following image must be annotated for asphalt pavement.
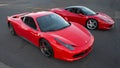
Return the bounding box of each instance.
[0,62,12,68]
[0,0,120,68]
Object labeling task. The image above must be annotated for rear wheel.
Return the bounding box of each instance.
[40,39,54,57]
[8,23,16,36]
[86,19,98,30]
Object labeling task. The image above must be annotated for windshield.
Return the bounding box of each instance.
[81,7,96,15]
[37,14,70,32]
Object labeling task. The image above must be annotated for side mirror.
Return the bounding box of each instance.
[78,13,84,17]
[64,17,69,21]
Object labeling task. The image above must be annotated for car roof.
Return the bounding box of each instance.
[65,6,86,9]
[25,11,55,18]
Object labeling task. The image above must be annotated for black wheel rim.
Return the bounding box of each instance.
[9,24,15,35]
[40,41,52,57]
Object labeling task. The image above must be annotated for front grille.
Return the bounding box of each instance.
[73,47,91,58]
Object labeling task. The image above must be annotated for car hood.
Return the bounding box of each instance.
[47,24,91,47]
[95,12,114,23]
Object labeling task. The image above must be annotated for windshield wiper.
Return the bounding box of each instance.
[62,25,69,29]
[46,26,67,32]
[45,24,71,32]
[46,29,58,32]
[61,24,71,29]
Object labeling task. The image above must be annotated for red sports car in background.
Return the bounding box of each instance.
[50,6,115,30]
[7,11,94,61]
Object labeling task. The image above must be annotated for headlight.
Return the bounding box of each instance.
[99,17,111,23]
[55,38,74,50]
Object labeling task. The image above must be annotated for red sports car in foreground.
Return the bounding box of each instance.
[50,6,115,30]
[7,11,94,61]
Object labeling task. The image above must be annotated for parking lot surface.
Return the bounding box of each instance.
[0,0,120,68]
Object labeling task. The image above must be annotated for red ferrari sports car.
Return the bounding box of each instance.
[7,11,94,61]
[50,6,115,30]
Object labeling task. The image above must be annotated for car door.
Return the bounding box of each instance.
[21,16,40,46]
[65,8,86,25]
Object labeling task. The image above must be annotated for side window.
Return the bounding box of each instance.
[65,8,85,15]
[65,8,72,12]
[72,8,78,13]
[77,9,85,14]
[66,8,78,14]
[22,17,37,30]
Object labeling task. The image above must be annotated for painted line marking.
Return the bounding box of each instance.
[0,4,8,6]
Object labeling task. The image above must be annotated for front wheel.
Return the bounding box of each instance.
[40,39,54,57]
[86,19,98,30]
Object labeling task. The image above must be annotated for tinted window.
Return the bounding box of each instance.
[75,8,85,14]
[65,8,73,12]
[37,14,70,32]
[66,8,77,13]
[66,8,85,15]
[23,17,37,29]
[80,7,96,15]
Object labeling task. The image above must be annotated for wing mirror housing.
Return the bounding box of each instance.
[64,17,69,21]
[78,13,84,17]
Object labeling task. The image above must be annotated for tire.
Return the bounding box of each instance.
[40,39,54,57]
[8,23,16,36]
[86,19,98,30]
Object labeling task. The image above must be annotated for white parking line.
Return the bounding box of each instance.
[26,7,50,11]
[0,4,8,6]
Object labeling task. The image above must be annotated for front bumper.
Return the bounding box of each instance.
[98,20,115,30]
[53,36,94,61]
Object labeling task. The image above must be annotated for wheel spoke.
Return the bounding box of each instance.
[40,41,52,57]
[87,19,97,30]
[89,20,92,24]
